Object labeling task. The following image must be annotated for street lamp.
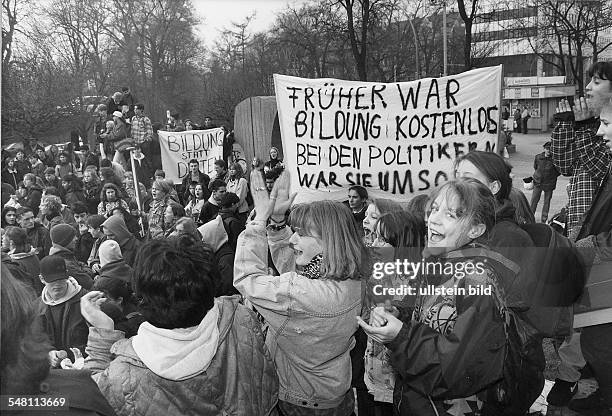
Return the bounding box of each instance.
[430,0,448,76]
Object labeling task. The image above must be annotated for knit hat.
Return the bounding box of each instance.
[112,111,123,118]
[99,239,123,267]
[50,224,76,248]
[44,167,55,175]
[86,215,106,230]
[40,256,68,282]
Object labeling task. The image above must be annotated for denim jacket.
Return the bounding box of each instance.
[234,222,361,410]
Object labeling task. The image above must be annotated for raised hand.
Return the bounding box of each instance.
[250,169,274,221]
[572,97,593,121]
[269,171,297,222]
[80,291,114,330]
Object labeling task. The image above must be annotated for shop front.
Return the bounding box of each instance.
[503,76,576,133]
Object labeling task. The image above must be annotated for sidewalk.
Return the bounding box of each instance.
[505,131,570,221]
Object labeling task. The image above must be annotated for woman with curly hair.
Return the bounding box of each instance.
[97,183,129,218]
[147,179,173,239]
[83,168,102,214]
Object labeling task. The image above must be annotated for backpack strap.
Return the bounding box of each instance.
[445,247,521,275]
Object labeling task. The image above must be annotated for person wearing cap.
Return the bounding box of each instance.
[530,141,561,223]
[49,223,94,289]
[106,92,126,121]
[38,255,90,368]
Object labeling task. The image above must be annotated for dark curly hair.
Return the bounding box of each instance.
[132,235,216,329]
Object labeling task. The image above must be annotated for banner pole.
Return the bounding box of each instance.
[497,64,505,156]
[129,148,145,237]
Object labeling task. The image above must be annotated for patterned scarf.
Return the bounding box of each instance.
[301,254,323,280]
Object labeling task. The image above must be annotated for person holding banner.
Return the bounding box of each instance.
[234,170,367,416]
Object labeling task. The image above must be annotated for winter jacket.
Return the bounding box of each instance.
[1,167,22,189]
[42,213,65,232]
[49,245,94,289]
[40,286,90,356]
[387,249,509,415]
[2,252,40,297]
[83,182,101,214]
[75,231,95,264]
[22,184,43,216]
[198,196,220,225]
[101,216,141,267]
[234,223,361,410]
[64,189,86,207]
[98,260,133,283]
[27,222,52,259]
[9,248,43,295]
[533,152,560,191]
[85,296,278,416]
[42,369,117,416]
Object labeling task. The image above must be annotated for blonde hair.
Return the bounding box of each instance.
[289,200,368,280]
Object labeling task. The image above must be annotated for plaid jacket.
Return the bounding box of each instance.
[130,114,153,144]
[551,114,612,240]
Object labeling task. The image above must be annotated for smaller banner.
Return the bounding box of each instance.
[158,128,224,183]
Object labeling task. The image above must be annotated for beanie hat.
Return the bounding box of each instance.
[40,256,67,282]
[50,224,76,248]
[86,214,106,230]
[112,111,123,119]
[44,167,55,175]
[99,239,123,267]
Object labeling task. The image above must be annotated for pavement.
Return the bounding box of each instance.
[504,130,570,222]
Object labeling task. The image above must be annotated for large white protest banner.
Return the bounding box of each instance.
[158,128,224,184]
[274,66,503,203]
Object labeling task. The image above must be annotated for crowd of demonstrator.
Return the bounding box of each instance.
[2,65,612,416]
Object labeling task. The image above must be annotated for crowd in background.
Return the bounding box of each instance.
[1,64,612,416]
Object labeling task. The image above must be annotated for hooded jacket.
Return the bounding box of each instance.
[40,279,89,356]
[49,245,94,290]
[85,296,278,416]
[9,248,43,294]
[101,216,141,267]
[98,260,133,283]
